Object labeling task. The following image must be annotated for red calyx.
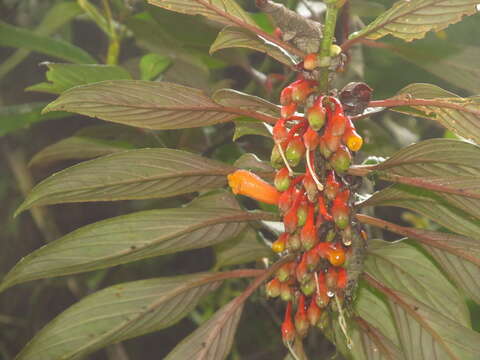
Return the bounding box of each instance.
[281,102,297,118]
[291,79,316,104]
[303,168,318,202]
[266,278,281,298]
[296,253,311,284]
[283,190,304,233]
[318,196,333,222]
[325,170,340,201]
[337,267,348,291]
[303,127,320,150]
[327,97,347,137]
[273,118,288,143]
[325,267,338,295]
[300,203,317,250]
[332,189,350,229]
[275,167,291,192]
[315,271,330,308]
[282,302,296,345]
[285,136,306,168]
[294,294,309,338]
[307,297,322,326]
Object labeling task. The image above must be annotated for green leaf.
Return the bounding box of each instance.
[365,239,470,325]
[374,138,480,199]
[233,120,272,141]
[210,26,295,67]
[42,80,272,130]
[0,1,82,79]
[388,226,480,303]
[164,294,244,360]
[361,184,480,238]
[389,43,480,94]
[0,103,67,137]
[0,207,257,291]
[0,21,96,64]
[16,148,235,215]
[26,63,131,94]
[233,153,274,173]
[28,136,134,168]
[349,0,479,42]
[214,227,272,269]
[15,272,226,360]
[212,88,280,117]
[139,53,171,80]
[148,0,257,27]
[389,84,480,144]
[354,287,404,360]
[366,274,480,360]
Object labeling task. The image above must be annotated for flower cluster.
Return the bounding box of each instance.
[228,59,365,348]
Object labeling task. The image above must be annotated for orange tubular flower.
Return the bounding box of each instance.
[343,116,363,152]
[228,170,280,205]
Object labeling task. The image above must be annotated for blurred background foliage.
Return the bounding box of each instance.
[0,0,479,359]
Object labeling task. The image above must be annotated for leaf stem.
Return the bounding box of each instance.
[318,2,342,93]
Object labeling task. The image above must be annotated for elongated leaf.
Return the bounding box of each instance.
[27,63,131,94]
[210,26,295,66]
[29,136,134,168]
[389,43,480,94]
[15,273,227,360]
[374,138,480,199]
[0,1,82,78]
[0,207,261,291]
[233,120,272,141]
[349,0,479,42]
[16,148,235,215]
[215,227,272,269]
[361,185,480,238]
[164,295,244,360]
[139,53,171,80]
[365,239,469,325]
[366,274,480,360]
[148,0,256,27]
[233,153,274,173]
[389,83,480,144]
[0,21,96,64]
[0,103,67,137]
[394,227,480,303]
[213,88,280,117]
[42,80,272,129]
[354,317,404,360]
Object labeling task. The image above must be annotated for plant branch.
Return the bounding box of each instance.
[318,1,342,92]
[368,98,480,116]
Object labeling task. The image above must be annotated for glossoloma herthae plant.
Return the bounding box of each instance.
[1,0,480,359]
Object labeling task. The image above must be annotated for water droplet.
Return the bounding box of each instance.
[327,290,335,298]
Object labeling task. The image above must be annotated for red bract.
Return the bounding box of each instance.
[332,189,350,229]
[296,253,311,284]
[315,272,330,308]
[303,170,318,202]
[278,186,295,213]
[337,267,348,291]
[325,267,338,294]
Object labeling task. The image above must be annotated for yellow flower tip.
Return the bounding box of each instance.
[227,169,280,205]
[346,135,363,152]
[272,238,286,253]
